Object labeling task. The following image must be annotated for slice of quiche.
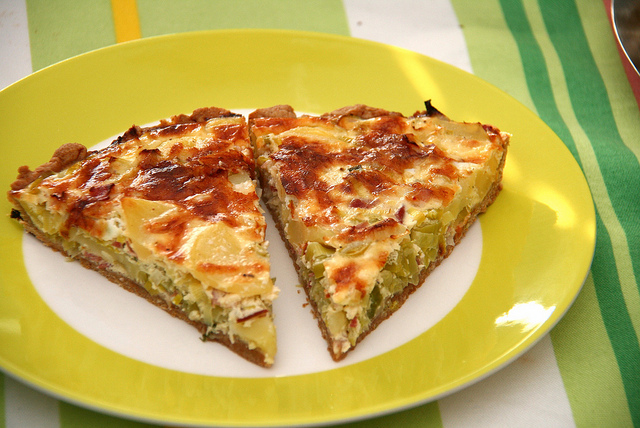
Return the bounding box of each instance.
[8,107,278,367]
[249,102,509,361]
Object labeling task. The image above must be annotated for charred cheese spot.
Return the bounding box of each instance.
[365,115,406,134]
[198,261,269,275]
[27,114,263,246]
[349,198,378,209]
[251,117,301,136]
[406,183,456,206]
[272,139,333,196]
[149,122,200,138]
[126,153,258,228]
[142,212,188,259]
[212,123,248,142]
[355,131,429,174]
[430,162,459,180]
[168,142,184,158]
[265,120,466,231]
[330,263,365,296]
[343,169,394,195]
[335,218,402,244]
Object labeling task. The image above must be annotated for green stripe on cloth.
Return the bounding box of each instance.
[536,1,640,424]
[577,1,640,162]
[578,0,640,350]
[503,0,640,424]
[475,3,626,425]
[524,0,640,335]
[58,401,156,427]
[451,0,636,425]
[26,0,116,71]
[551,275,633,428]
[450,0,537,112]
[335,401,442,428]
[540,0,640,266]
[498,0,578,159]
[0,373,4,428]
[589,216,640,426]
[540,0,640,315]
[500,0,640,425]
[136,0,350,37]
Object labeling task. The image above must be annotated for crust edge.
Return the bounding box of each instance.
[8,143,89,193]
[9,203,274,368]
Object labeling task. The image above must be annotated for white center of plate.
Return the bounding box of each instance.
[24,220,481,378]
[23,114,482,378]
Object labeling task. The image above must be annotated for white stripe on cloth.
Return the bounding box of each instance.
[0,0,33,90]
[5,375,59,428]
[0,2,51,425]
[342,0,473,73]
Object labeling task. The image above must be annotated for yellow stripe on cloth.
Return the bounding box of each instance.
[111,0,141,43]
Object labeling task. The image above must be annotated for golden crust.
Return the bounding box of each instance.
[9,143,88,192]
[322,104,401,119]
[8,107,237,194]
[248,104,400,120]
[169,106,239,123]
[248,104,297,119]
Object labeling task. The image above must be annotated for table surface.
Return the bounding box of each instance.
[1,1,639,427]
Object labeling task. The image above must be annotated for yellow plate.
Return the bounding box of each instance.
[0,30,595,426]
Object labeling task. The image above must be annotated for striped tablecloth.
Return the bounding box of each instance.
[1,1,639,427]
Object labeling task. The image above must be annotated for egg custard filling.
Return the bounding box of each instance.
[249,103,509,360]
[8,108,278,367]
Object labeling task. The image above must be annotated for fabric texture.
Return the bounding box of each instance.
[1,0,638,426]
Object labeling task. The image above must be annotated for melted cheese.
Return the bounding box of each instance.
[12,112,278,365]
[252,107,508,358]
